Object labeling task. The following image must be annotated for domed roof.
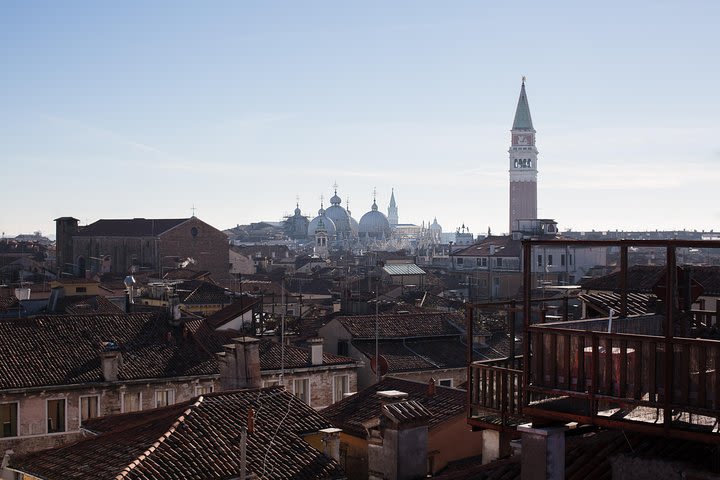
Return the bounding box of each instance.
[359,200,391,238]
[308,212,336,237]
[429,217,442,231]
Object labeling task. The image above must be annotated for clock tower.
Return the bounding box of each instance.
[508,77,538,232]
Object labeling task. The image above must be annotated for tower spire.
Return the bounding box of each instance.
[512,76,534,131]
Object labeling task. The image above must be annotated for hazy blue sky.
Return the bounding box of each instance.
[2,1,719,238]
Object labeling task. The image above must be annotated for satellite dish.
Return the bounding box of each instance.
[370,355,389,376]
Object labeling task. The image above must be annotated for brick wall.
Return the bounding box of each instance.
[159,217,230,281]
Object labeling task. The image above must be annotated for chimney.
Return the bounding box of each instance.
[217,336,261,390]
[518,423,567,480]
[426,378,436,397]
[247,408,255,435]
[473,330,491,348]
[320,427,342,462]
[367,399,430,480]
[307,338,324,366]
[100,342,122,382]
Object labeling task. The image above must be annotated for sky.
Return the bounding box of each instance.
[2,1,719,239]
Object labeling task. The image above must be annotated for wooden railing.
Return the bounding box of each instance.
[469,358,524,426]
[527,325,720,419]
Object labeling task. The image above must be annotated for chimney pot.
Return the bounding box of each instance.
[247,407,255,435]
[427,378,436,397]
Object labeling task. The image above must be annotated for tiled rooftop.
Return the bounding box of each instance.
[336,312,464,339]
[452,236,522,257]
[0,313,217,390]
[322,377,467,437]
[434,428,720,480]
[258,339,357,370]
[10,387,345,480]
[77,218,189,237]
[578,291,656,317]
[50,294,125,315]
[580,265,720,296]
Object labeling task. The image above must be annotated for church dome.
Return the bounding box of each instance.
[308,212,336,237]
[429,217,442,232]
[359,200,391,239]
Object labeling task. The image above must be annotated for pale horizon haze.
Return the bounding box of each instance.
[2,1,719,238]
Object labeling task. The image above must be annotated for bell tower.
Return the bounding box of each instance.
[508,77,538,232]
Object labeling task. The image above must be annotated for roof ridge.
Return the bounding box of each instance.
[115,396,204,479]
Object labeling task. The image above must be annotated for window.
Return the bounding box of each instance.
[456,258,464,265]
[47,399,66,433]
[0,402,18,438]
[195,385,213,396]
[79,396,99,423]
[561,254,566,266]
[263,379,281,388]
[190,227,198,237]
[293,378,310,405]
[477,257,487,267]
[569,254,574,266]
[155,389,175,408]
[333,375,349,403]
[337,340,349,356]
[438,379,453,387]
[548,255,553,266]
[75,287,86,293]
[122,392,142,413]
[537,255,542,267]
[495,257,502,268]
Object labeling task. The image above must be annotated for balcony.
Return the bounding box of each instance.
[467,239,720,443]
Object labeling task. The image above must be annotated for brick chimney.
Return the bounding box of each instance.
[217,336,261,390]
[100,342,123,382]
[367,397,430,480]
[307,337,324,366]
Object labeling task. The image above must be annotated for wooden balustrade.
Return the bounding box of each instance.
[469,360,524,426]
[525,326,720,415]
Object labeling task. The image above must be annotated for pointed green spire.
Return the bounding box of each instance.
[512,77,534,131]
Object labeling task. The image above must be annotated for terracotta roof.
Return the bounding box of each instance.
[0,296,20,312]
[174,280,229,305]
[203,297,260,329]
[336,312,464,339]
[322,377,467,437]
[10,387,344,480]
[434,428,720,480]
[578,291,656,317]
[452,236,521,257]
[50,295,125,315]
[258,339,357,370]
[352,338,467,372]
[0,314,217,390]
[383,399,432,424]
[185,319,357,370]
[580,265,720,296]
[77,218,189,237]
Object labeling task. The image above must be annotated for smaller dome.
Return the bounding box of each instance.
[429,217,442,231]
[308,213,336,237]
[330,193,341,205]
[371,200,378,211]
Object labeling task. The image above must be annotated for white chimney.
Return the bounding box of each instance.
[308,338,324,366]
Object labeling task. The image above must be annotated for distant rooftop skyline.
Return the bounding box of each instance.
[2,1,719,237]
